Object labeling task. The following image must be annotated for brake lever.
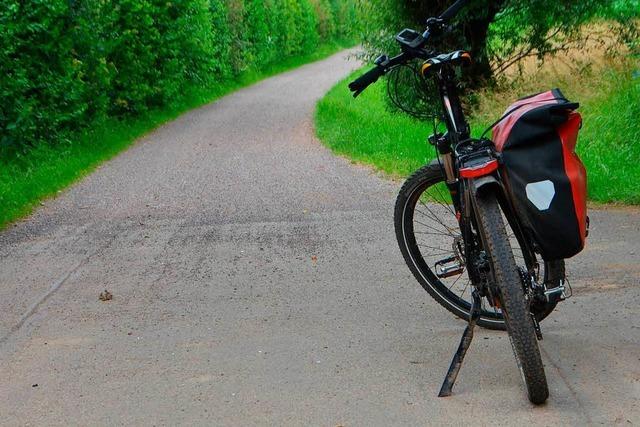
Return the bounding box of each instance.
[423,17,450,39]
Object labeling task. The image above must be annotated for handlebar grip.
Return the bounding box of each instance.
[348,66,385,98]
[438,0,469,21]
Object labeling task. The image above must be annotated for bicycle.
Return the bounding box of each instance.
[349,0,587,404]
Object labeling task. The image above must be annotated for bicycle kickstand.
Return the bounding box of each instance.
[438,290,482,397]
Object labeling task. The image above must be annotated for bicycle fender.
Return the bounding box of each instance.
[470,175,505,199]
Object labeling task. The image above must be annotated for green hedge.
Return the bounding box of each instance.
[0,0,357,156]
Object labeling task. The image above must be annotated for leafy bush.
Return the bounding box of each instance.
[1,1,86,152]
[0,0,358,157]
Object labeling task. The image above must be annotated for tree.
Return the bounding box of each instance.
[360,0,638,85]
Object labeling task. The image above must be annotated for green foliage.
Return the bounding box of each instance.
[488,0,639,74]
[359,0,638,80]
[316,65,640,204]
[577,70,640,203]
[600,0,640,20]
[208,1,233,77]
[1,1,86,152]
[0,0,358,156]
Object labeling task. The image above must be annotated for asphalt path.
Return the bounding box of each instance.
[1,50,638,425]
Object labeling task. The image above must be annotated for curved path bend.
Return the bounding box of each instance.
[1,51,638,425]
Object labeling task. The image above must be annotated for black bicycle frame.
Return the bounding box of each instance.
[432,66,541,282]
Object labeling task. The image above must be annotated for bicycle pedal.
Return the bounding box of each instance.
[545,279,572,304]
[435,257,464,278]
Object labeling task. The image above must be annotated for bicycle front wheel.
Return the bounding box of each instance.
[394,162,562,331]
[474,189,549,404]
[395,162,510,329]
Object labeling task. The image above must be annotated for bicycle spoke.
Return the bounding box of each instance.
[414,230,457,237]
[414,203,450,226]
[431,185,456,215]
[413,217,455,236]
[460,280,470,298]
[447,269,465,290]
[414,210,457,237]
[417,247,452,257]
[418,199,456,231]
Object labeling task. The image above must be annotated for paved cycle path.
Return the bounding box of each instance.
[1,50,638,425]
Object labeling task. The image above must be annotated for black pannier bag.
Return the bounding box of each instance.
[492,89,588,260]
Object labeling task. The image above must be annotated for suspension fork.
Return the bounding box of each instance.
[433,66,483,280]
[458,179,484,287]
[434,135,471,275]
[437,137,458,186]
[434,66,469,198]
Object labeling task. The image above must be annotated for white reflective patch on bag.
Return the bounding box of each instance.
[526,180,555,211]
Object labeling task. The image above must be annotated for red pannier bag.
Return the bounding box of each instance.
[492,89,588,260]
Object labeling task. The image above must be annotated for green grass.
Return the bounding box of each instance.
[577,72,640,203]
[316,71,432,178]
[316,63,640,204]
[0,39,355,229]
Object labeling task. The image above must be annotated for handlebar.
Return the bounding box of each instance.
[349,0,469,98]
[348,67,385,98]
[349,52,412,97]
[438,0,469,22]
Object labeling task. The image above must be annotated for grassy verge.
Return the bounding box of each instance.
[316,59,640,204]
[0,39,354,229]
